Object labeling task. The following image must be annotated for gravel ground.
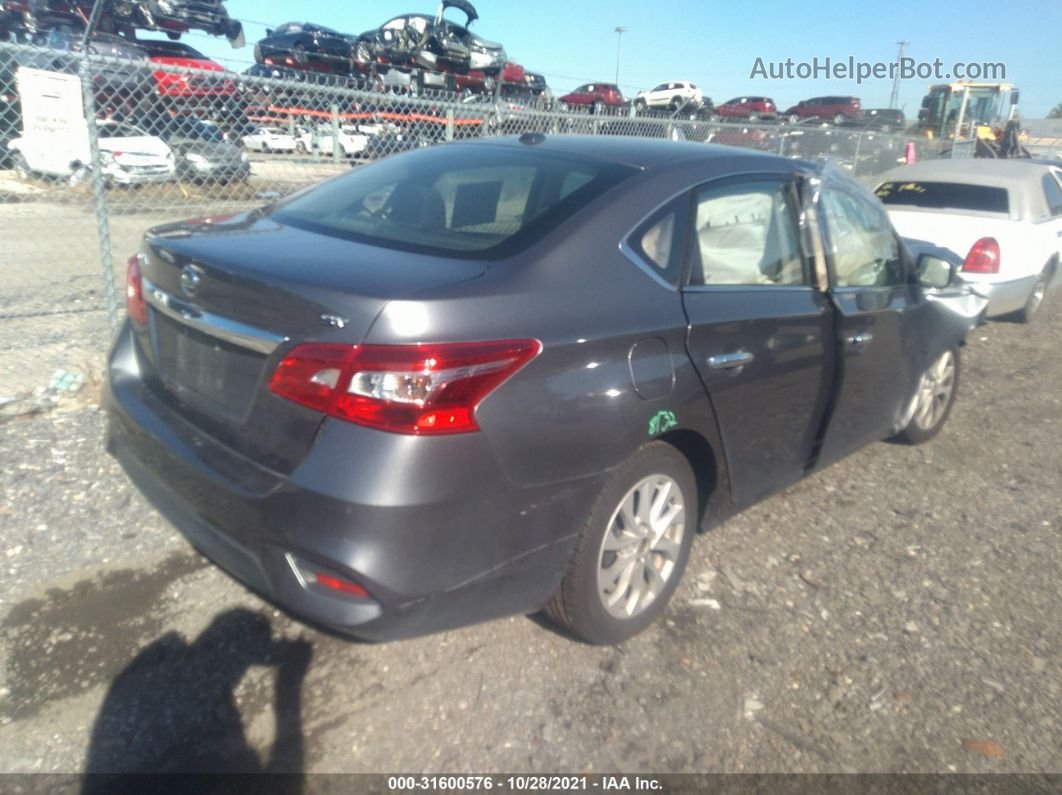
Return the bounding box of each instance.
[0,298,1058,778]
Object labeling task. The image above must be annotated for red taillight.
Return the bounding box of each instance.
[269,339,541,435]
[314,572,369,598]
[126,254,147,326]
[962,237,1000,274]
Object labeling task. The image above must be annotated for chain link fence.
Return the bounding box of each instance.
[1,35,950,405]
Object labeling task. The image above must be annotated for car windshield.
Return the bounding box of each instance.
[875,180,1009,214]
[273,145,636,257]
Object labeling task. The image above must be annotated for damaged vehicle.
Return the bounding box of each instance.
[876,159,1062,321]
[106,138,982,645]
[253,21,360,75]
[16,23,152,98]
[356,0,506,87]
[3,0,243,44]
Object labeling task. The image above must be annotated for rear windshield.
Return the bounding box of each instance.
[875,180,1009,214]
[272,145,636,257]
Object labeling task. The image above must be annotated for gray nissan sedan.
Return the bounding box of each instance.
[105,135,973,644]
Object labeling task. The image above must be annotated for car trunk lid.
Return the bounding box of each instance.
[134,210,487,473]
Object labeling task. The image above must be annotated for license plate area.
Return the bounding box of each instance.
[153,312,266,423]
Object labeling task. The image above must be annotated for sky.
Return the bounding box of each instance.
[169,0,1062,118]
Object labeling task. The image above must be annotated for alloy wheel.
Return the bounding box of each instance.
[912,349,956,431]
[596,474,686,619]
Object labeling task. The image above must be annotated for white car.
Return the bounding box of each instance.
[296,123,370,157]
[8,120,176,185]
[634,81,703,112]
[876,159,1062,321]
[242,127,298,153]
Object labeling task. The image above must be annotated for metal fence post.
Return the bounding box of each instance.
[445,108,454,142]
[331,102,340,158]
[80,0,119,334]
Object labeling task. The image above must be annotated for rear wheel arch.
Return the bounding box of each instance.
[654,429,718,530]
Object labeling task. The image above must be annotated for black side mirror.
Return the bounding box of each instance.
[917,253,957,289]
[265,29,273,38]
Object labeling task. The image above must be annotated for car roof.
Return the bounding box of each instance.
[878,158,1055,189]
[449,134,804,172]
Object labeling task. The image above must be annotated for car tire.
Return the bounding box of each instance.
[788,112,800,124]
[748,112,760,122]
[669,97,683,111]
[292,43,308,65]
[11,151,30,180]
[296,141,307,153]
[1017,266,1051,324]
[894,347,960,445]
[634,98,646,112]
[545,441,697,645]
[833,113,846,125]
[592,100,606,115]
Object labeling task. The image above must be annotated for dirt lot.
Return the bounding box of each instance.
[0,190,1059,780]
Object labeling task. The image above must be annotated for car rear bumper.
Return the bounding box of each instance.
[180,161,251,181]
[104,323,592,640]
[970,274,1039,317]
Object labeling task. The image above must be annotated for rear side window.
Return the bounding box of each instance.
[273,145,636,258]
[875,180,1010,214]
[1042,174,1062,217]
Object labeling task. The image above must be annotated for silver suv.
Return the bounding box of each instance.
[634,80,703,112]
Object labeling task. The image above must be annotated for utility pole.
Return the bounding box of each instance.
[614,26,627,85]
[889,40,909,109]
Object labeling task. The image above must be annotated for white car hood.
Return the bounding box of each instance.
[99,135,172,159]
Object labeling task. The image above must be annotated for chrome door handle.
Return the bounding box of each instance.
[707,351,754,370]
[846,332,873,351]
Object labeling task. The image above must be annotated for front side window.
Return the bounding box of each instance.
[820,186,904,288]
[688,179,806,286]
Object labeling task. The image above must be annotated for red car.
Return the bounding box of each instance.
[713,96,776,121]
[783,95,862,125]
[558,82,625,113]
[137,38,235,99]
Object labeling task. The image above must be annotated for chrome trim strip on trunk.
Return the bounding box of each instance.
[141,277,288,355]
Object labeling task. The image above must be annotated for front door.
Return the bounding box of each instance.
[814,180,919,467]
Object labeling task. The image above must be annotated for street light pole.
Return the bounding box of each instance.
[614,26,627,85]
[889,40,909,109]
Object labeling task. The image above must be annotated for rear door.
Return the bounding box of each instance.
[681,174,835,505]
[813,179,920,467]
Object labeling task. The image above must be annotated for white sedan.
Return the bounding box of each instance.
[875,159,1062,321]
[296,123,370,157]
[242,127,298,153]
[8,120,176,185]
